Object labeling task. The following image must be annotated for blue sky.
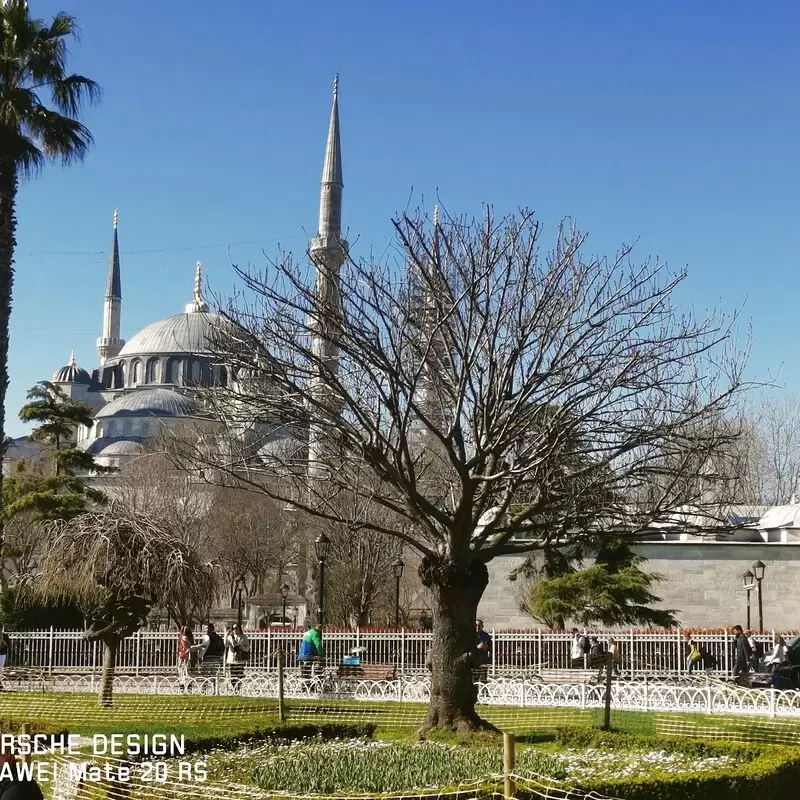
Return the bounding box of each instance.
[8,0,799,436]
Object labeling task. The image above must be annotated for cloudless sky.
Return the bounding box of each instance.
[8,0,799,436]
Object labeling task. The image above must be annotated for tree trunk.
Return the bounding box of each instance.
[0,160,18,553]
[419,554,496,735]
[99,637,119,708]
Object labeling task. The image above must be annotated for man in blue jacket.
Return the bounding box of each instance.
[299,624,323,678]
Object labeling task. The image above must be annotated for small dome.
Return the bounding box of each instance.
[96,439,146,457]
[52,352,91,385]
[95,388,200,419]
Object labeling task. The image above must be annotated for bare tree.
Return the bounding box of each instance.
[318,491,404,627]
[204,485,303,611]
[200,207,746,734]
[37,507,212,707]
[750,394,800,505]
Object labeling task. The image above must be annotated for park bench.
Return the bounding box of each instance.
[536,668,599,685]
[335,663,397,682]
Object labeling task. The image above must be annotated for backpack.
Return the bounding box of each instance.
[581,636,591,655]
[205,632,224,658]
[753,640,764,659]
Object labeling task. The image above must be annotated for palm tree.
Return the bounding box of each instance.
[0,1,100,547]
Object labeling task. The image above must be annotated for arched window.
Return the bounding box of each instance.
[131,359,141,386]
[145,357,159,383]
[117,363,125,389]
[165,357,184,384]
[189,359,202,384]
[213,365,228,387]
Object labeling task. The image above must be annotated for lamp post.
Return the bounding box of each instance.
[752,560,766,632]
[280,583,290,627]
[742,569,755,630]
[314,533,330,626]
[392,558,405,628]
[235,574,247,628]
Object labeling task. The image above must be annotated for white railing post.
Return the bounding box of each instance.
[135,629,141,676]
[537,628,542,668]
[706,684,713,714]
[47,626,54,675]
[400,628,405,675]
[266,627,272,672]
[580,683,586,710]
[491,627,497,678]
[91,639,97,676]
[629,628,635,678]
[643,676,649,712]
[724,628,730,676]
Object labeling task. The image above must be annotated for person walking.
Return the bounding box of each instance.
[732,625,752,683]
[177,627,201,691]
[685,632,702,674]
[225,623,250,693]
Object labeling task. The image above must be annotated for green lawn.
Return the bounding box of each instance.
[1,691,797,744]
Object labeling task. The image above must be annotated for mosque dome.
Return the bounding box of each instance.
[117,261,242,359]
[95,388,200,419]
[96,439,146,457]
[52,352,91,385]
[118,311,241,358]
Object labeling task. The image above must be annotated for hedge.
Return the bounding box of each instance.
[544,728,800,800]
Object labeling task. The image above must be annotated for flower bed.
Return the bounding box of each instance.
[204,734,754,795]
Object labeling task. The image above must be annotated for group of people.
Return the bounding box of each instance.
[570,629,622,675]
[176,622,250,690]
[730,625,790,681]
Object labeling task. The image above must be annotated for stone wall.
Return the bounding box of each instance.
[478,542,800,631]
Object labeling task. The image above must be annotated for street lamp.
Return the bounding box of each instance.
[752,560,766,632]
[314,533,330,626]
[742,569,755,630]
[392,558,405,628]
[234,575,247,628]
[280,582,290,627]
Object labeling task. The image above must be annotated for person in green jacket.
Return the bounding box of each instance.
[299,624,323,678]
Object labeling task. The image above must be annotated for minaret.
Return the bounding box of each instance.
[96,209,125,364]
[308,77,348,484]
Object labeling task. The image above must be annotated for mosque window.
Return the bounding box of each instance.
[145,357,159,383]
[165,357,184,384]
[131,359,141,386]
[189,359,202,384]
[214,365,228,387]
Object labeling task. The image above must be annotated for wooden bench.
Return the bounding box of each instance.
[537,668,599,685]
[335,663,397,682]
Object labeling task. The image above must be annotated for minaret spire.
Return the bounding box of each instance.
[185,261,209,313]
[308,77,348,490]
[96,208,125,364]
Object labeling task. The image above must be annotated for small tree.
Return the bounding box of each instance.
[202,208,746,734]
[515,538,678,629]
[37,507,212,706]
[3,382,107,523]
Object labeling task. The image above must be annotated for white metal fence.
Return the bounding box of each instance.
[4,628,792,676]
[15,673,800,720]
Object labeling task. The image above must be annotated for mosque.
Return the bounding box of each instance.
[14,79,348,473]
